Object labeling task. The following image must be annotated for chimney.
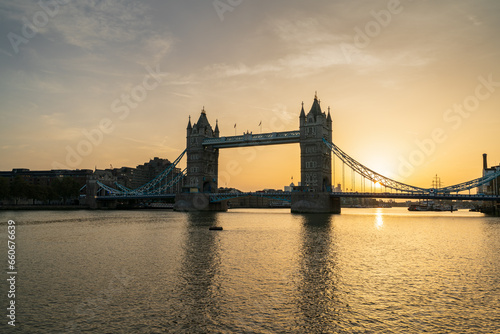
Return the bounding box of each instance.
[483,153,488,170]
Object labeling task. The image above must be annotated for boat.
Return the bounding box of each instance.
[408,204,429,211]
[209,226,223,231]
[408,201,457,212]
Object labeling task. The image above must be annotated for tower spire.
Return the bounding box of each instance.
[308,93,322,116]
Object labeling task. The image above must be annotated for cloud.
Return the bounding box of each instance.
[1,0,173,66]
[271,17,346,46]
[0,48,13,57]
[49,1,151,50]
[170,91,193,98]
[467,15,482,26]
[40,112,65,126]
[204,62,281,78]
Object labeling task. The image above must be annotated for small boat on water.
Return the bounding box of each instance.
[209,226,223,231]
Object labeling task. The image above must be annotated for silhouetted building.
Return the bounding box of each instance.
[109,167,136,188]
[131,157,182,193]
[185,108,219,193]
[284,182,295,192]
[0,168,93,187]
[299,94,332,192]
[96,158,183,194]
[478,153,500,216]
[479,153,500,195]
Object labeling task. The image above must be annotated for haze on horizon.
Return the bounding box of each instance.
[0,0,499,192]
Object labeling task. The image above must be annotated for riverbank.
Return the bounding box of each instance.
[0,205,88,210]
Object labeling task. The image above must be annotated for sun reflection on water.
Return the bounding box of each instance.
[375,208,384,230]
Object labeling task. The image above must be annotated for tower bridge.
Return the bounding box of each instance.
[176,96,338,212]
[90,94,500,213]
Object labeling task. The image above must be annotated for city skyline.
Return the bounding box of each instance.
[1,0,499,191]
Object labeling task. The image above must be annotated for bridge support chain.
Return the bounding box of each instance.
[85,180,121,209]
[174,193,228,212]
[291,192,340,214]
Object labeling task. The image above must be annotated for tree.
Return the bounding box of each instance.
[51,177,81,203]
[10,176,29,204]
[0,177,10,200]
[30,184,49,204]
[61,177,80,202]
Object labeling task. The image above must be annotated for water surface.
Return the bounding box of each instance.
[0,208,499,333]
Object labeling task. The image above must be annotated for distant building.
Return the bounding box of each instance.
[0,168,94,205]
[284,182,295,192]
[94,157,183,194]
[259,188,283,193]
[0,154,185,205]
[218,187,242,194]
[130,157,182,193]
[479,153,500,195]
[333,183,342,192]
[106,167,136,188]
[478,154,500,216]
[0,168,93,187]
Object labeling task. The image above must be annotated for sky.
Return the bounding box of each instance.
[0,0,499,192]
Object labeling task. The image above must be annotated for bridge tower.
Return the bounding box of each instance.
[299,94,332,192]
[175,108,227,211]
[185,108,219,193]
[292,94,340,213]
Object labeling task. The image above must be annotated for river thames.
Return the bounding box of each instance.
[1,208,499,333]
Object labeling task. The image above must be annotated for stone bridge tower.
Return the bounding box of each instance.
[185,108,219,193]
[299,94,332,192]
[292,94,339,213]
[175,108,226,211]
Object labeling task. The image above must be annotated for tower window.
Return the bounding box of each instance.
[306,161,317,169]
[306,145,316,153]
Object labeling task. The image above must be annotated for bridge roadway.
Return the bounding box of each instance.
[329,192,500,201]
[202,130,300,148]
[209,191,500,202]
[96,191,500,202]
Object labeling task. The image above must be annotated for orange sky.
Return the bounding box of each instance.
[1,1,499,191]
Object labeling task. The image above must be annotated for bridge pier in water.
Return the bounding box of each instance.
[291,192,341,214]
[174,193,227,212]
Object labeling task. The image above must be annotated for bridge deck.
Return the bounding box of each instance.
[96,191,500,202]
[202,130,300,148]
[97,194,176,200]
[329,192,500,201]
